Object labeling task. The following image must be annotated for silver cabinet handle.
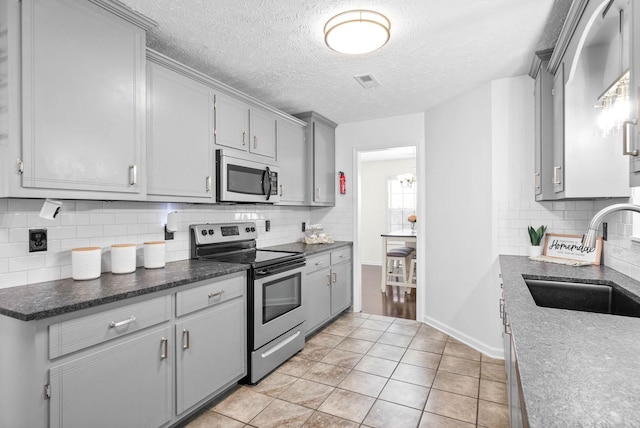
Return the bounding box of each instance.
[333,272,337,283]
[160,337,168,360]
[315,261,323,266]
[182,329,190,350]
[208,290,225,299]
[129,165,137,185]
[242,131,247,146]
[316,188,321,199]
[280,184,284,197]
[206,176,212,192]
[533,172,540,189]
[326,273,331,286]
[552,166,562,185]
[499,298,504,319]
[623,119,638,156]
[109,315,136,329]
[253,135,258,149]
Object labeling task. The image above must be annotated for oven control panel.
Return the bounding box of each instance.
[190,222,258,245]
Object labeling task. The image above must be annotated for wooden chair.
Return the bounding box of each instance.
[383,246,415,291]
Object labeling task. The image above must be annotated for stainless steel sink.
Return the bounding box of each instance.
[523,277,640,318]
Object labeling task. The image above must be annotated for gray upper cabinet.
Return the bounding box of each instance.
[276,120,307,205]
[552,62,565,195]
[630,0,640,185]
[214,92,250,152]
[214,94,277,159]
[147,54,214,202]
[547,0,631,198]
[295,112,337,206]
[249,107,277,159]
[533,50,555,201]
[20,0,153,198]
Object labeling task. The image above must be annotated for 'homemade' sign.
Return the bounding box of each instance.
[543,233,602,265]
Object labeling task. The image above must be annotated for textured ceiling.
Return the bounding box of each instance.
[120,0,571,124]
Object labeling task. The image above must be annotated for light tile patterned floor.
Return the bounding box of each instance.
[187,313,508,428]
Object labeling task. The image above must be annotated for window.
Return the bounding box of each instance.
[387,174,417,231]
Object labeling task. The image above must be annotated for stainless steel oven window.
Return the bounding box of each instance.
[228,164,266,195]
[262,272,301,324]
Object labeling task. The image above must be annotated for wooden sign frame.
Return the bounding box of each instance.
[543,233,602,265]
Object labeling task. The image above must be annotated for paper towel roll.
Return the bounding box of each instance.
[144,241,166,269]
[111,244,137,274]
[72,247,101,280]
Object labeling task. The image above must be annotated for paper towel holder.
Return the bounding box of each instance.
[39,199,62,220]
[165,211,178,240]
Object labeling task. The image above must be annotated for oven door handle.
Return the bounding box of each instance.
[255,262,306,278]
[261,329,301,358]
[263,167,272,201]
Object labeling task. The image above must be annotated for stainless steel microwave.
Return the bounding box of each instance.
[216,150,280,203]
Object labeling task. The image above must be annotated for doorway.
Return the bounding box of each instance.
[357,147,417,319]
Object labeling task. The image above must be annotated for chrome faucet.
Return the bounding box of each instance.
[582,203,640,247]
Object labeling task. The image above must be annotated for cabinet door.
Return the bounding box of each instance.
[552,63,565,194]
[534,58,555,201]
[21,0,145,194]
[277,121,307,204]
[249,108,276,158]
[304,268,332,335]
[214,93,250,151]
[313,120,336,204]
[175,297,246,415]
[331,262,352,316]
[147,62,214,200]
[49,326,172,428]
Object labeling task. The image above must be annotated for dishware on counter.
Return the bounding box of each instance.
[72,247,102,280]
[143,241,166,268]
[110,244,137,274]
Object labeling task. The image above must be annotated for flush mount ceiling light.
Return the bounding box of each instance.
[324,10,390,55]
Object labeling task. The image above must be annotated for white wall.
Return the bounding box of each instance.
[424,81,500,355]
[361,158,416,265]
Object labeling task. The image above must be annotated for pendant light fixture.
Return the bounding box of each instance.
[324,10,391,55]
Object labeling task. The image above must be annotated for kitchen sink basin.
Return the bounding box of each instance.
[523,277,640,318]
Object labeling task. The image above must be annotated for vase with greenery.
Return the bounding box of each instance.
[527,225,547,257]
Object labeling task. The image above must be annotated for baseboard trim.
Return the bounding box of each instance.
[421,315,504,360]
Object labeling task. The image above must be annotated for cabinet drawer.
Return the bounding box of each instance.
[305,253,331,274]
[49,295,171,359]
[331,247,352,265]
[176,272,245,317]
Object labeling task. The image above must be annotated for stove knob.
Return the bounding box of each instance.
[208,229,214,235]
[251,227,256,232]
[245,227,251,233]
[200,229,207,236]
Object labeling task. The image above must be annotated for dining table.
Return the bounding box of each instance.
[380,228,417,292]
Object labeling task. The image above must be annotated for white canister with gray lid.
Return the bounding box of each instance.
[72,247,101,280]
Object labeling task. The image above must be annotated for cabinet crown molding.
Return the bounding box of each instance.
[88,0,157,31]
[548,0,589,74]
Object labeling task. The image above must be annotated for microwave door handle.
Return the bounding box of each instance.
[264,167,272,201]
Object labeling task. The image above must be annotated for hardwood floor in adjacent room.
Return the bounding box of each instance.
[361,264,416,320]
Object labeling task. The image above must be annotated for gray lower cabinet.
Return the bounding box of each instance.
[175,297,246,415]
[304,247,353,336]
[0,272,247,428]
[49,326,173,428]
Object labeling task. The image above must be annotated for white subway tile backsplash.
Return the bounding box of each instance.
[0,198,315,288]
[27,267,61,284]
[10,254,45,272]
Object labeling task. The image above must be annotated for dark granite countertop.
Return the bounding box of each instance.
[262,241,352,256]
[499,255,640,427]
[0,260,248,321]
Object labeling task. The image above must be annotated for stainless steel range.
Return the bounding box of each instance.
[190,222,306,384]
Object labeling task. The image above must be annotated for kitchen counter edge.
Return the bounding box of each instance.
[0,259,249,322]
[262,241,352,256]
